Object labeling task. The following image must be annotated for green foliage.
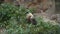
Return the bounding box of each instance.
[0,3,60,34]
[5,17,60,34]
[0,3,34,28]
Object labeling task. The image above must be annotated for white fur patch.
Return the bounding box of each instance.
[26,13,34,19]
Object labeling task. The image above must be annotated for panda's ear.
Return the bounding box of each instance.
[25,12,29,14]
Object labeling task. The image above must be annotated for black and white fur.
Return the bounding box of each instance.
[26,12,37,25]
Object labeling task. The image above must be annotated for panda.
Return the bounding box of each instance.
[25,12,37,25]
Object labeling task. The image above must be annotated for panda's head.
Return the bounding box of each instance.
[25,12,34,19]
[25,12,37,25]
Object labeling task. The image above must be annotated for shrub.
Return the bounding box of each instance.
[0,3,34,28]
[5,17,60,34]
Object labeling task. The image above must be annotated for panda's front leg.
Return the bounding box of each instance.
[31,18,37,25]
[26,18,31,24]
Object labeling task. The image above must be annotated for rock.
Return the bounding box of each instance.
[56,14,60,23]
